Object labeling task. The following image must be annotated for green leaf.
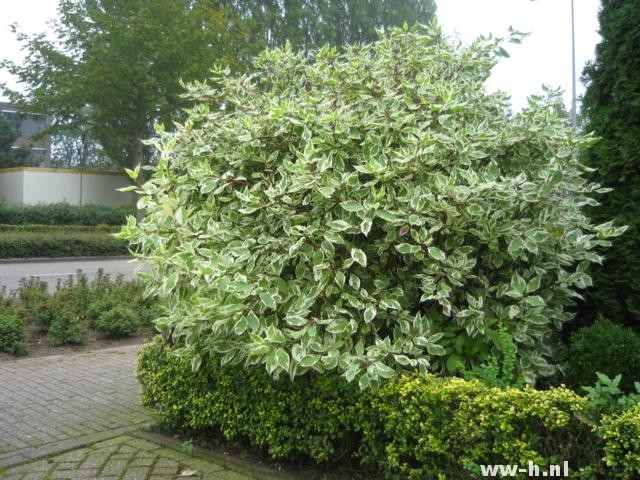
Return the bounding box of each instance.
[260,292,277,310]
[376,210,401,222]
[360,218,372,236]
[395,243,419,254]
[427,343,446,356]
[324,231,345,244]
[327,220,352,231]
[246,311,260,331]
[508,238,523,255]
[511,273,527,295]
[376,362,396,379]
[299,355,320,368]
[341,200,364,212]
[285,314,307,327]
[165,272,178,291]
[345,365,359,382]
[351,248,367,267]
[427,247,446,262]
[446,353,464,373]
[363,305,377,322]
[524,295,545,308]
[275,348,290,371]
[527,276,541,293]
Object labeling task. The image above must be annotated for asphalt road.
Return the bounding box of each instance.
[0,257,146,293]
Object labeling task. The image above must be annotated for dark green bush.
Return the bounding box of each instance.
[48,309,89,346]
[138,340,640,479]
[565,318,640,392]
[0,231,128,258]
[0,203,133,225]
[0,300,27,356]
[94,305,138,338]
[47,304,88,346]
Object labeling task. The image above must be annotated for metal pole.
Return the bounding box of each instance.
[570,0,577,128]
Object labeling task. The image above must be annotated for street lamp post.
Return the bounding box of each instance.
[570,0,577,128]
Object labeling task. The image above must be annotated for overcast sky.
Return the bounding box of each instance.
[0,0,601,112]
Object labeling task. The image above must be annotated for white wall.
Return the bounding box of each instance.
[80,171,134,207]
[0,169,24,205]
[23,169,80,205]
[0,167,134,207]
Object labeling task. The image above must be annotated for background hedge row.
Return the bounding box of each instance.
[0,224,120,233]
[0,203,133,226]
[138,340,640,479]
[0,231,128,258]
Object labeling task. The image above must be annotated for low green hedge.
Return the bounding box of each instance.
[0,203,133,225]
[138,340,640,479]
[0,224,120,233]
[0,231,128,258]
[600,403,640,478]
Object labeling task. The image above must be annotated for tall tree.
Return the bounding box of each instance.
[222,0,437,52]
[1,0,256,177]
[0,114,31,168]
[579,0,640,326]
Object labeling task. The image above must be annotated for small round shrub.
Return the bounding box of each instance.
[122,25,625,387]
[44,279,93,346]
[565,318,640,392]
[47,305,88,346]
[18,277,52,331]
[94,306,138,338]
[0,301,27,356]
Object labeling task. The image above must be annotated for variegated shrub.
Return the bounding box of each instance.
[121,24,624,387]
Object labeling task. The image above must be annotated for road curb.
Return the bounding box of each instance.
[0,255,135,264]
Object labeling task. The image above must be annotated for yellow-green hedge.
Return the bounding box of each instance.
[137,339,640,479]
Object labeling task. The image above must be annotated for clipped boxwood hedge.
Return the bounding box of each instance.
[0,232,128,258]
[138,340,640,479]
[0,203,133,226]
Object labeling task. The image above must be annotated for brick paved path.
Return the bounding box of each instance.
[2,435,280,480]
[0,346,151,468]
[0,346,287,480]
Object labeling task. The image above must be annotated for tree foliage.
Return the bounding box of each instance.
[1,0,256,172]
[121,25,624,388]
[222,0,436,52]
[0,113,31,168]
[579,0,640,326]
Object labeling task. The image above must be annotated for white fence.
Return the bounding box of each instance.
[0,167,135,207]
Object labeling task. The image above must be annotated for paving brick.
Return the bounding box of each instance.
[1,346,287,480]
[0,345,152,465]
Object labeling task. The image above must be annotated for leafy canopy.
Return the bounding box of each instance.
[0,113,31,168]
[1,0,256,171]
[222,0,436,53]
[122,24,624,388]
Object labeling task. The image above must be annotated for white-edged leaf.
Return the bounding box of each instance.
[351,248,367,267]
[427,247,446,261]
[260,292,277,309]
